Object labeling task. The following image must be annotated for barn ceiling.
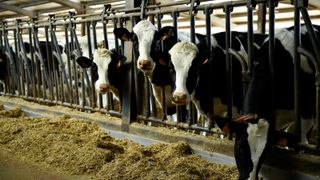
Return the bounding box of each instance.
[0,0,319,40]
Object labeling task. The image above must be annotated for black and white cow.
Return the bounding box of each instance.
[168,32,269,180]
[76,48,127,106]
[169,32,267,126]
[243,24,320,146]
[114,20,191,120]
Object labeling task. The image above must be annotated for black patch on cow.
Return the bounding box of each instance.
[76,56,93,68]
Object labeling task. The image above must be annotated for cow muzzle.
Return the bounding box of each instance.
[98,84,110,93]
[172,92,189,105]
[138,60,153,71]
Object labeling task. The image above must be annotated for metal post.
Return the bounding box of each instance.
[121,0,138,132]
[293,0,301,142]
[268,0,276,131]
[224,5,233,133]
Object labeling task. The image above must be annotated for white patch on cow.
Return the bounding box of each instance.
[247,119,269,180]
[275,28,314,74]
[133,20,157,70]
[93,48,113,92]
[169,41,198,96]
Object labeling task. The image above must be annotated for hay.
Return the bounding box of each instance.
[0,106,238,179]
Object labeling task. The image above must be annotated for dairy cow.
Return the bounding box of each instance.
[168,31,269,180]
[114,20,192,120]
[243,24,320,145]
[76,48,127,106]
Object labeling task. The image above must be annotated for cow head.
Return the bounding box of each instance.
[169,41,205,105]
[114,20,177,76]
[76,48,126,95]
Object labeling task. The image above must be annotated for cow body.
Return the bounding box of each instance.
[244,24,320,146]
[235,24,320,180]
[168,31,269,180]
[170,32,267,124]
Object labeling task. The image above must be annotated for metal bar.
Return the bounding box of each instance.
[300,8,320,63]
[297,47,320,148]
[45,25,54,101]
[120,0,136,131]
[224,5,233,133]
[268,0,276,130]
[293,0,301,142]
[205,6,213,128]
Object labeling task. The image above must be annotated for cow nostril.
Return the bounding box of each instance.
[173,92,187,101]
[99,84,109,92]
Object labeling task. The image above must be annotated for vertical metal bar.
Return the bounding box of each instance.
[157,13,162,29]
[268,0,276,131]
[205,6,213,128]
[64,19,73,104]
[28,25,36,99]
[45,25,54,101]
[247,2,254,75]
[92,21,98,50]
[224,5,233,129]
[293,0,301,141]
[121,0,137,132]
[102,18,109,49]
[300,9,320,62]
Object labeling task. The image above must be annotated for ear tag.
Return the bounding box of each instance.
[202,59,209,65]
[159,58,167,65]
[121,34,129,41]
[116,61,122,68]
[160,34,168,41]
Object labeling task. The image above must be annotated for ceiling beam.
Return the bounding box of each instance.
[49,0,83,12]
[0,3,35,17]
[309,0,320,8]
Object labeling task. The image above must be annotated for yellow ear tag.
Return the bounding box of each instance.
[202,59,209,65]
[116,61,122,68]
[159,58,167,65]
[121,34,129,41]
[160,35,168,41]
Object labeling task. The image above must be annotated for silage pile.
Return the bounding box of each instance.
[0,104,238,180]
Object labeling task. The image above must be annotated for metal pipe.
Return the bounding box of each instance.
[293,0,301,142]
[297,47,320,149]
[224,5,233,134]
[268,0,276,130]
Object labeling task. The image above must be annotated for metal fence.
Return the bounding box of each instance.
[0,0,319,153]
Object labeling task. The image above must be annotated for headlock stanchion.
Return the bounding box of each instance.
[0,0,320,154]
[294,0,320,149]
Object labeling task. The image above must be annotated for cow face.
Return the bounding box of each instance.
[114,20,177,76]
[169,41,199,105]
[76,48,126,95]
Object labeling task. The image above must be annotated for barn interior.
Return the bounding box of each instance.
[0,0,320,179]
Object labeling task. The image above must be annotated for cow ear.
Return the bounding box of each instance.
[76,56,92,68]
[114,28,132,41]
[157,26,176,41]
